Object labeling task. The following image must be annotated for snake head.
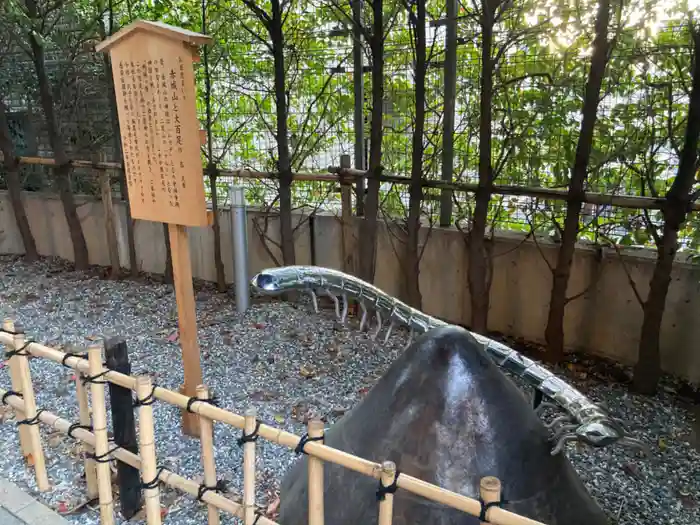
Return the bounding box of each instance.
[574,418,623,448]
[251,272,282,294]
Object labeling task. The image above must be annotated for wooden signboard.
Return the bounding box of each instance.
[97,21,213,437]
[98,21,209,226]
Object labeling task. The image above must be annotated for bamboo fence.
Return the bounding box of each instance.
[3,153,697,212]
[0,322,546,525]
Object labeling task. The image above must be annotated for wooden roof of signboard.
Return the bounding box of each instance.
[95,20,212,53]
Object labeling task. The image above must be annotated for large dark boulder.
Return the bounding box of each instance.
[280,325,609,525]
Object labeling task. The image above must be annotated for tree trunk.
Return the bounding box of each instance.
[633,25,700,394]
[201,0,227,291]
[358,0,384,284]
[467,2,494,334]
[101,4,138,275]
[209,170,227,291]
[543,0,610,362]
[271,0,295,266]
[25,0,89,270]
[0,100,38,261]
[403,0,426,309]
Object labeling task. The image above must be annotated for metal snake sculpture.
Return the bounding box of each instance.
[250,265,647,456]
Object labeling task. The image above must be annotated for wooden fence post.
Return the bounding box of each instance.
[197,385,220,525]
[13,327,49,491]
[479,476,502,525]
[105,337,143,519]
[2,318,31,461]
[99,153,121,279]
[75,371,98,500]
[339,154,356,276]
[307,419,325,525]
[136,375,162,525]
[87,343,115,525]
[242,407,257,525]
[377,461,397,525]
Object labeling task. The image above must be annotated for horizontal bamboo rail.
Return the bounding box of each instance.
[3,154,695,212]
[0,330,545,525]
[0,386,278,525]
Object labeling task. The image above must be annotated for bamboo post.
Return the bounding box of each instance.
[75,372,98,500]
[13,328,49,491]
[197,385,220,525]
[2,318,31,461]
[0,389,279,525]
[479,476,502,525]
[87,343,115,525]
[307,419,325,525]
[377,461,397,525]
[136,375,162,525]
[243,407,257,525]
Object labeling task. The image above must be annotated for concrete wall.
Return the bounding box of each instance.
[1,190,699,384]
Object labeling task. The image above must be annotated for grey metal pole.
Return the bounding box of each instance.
[440,0,458,227]
[352,0,365,216]
[229,185,250,313]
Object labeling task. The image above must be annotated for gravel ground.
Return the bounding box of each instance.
[0,255,698,525]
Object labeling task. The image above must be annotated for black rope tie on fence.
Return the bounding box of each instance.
[1,390,23,405]
[67,422,93,439]
[478,497,507,522]
[294,433,323,455]
[5,339,35,359]
[0,327,18,335]
[196,479,229,501]
[16,409,45,427]
[236,421,261,447]
[376,468,400,501]
[252,512,264,525]
[133,384,158,408]
[185,394,220,413]
[81,369,110,385]
[88,443,121,464]
[140,465,170,491]
[62,351,88,368]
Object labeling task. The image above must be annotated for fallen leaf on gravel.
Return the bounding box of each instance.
[658,437,667,451]
[300,365,316,378]
[56,501,69,513]
[273,414,285,424]
[167,331,179,342]
[250,390,277,401]
[267,495,281,517]
[622,462,643,480]
[85,335,100,341]
[253,322,265,329]
[678,491,696,509]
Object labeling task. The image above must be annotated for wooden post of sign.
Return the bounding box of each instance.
[170,224,203,436]
[96,21,213,438]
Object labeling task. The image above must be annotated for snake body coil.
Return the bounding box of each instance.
[251,265,646,456]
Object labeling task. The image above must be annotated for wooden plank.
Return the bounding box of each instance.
[105,338,143,519]
[108,32,208,226]
[168,223,203,437]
